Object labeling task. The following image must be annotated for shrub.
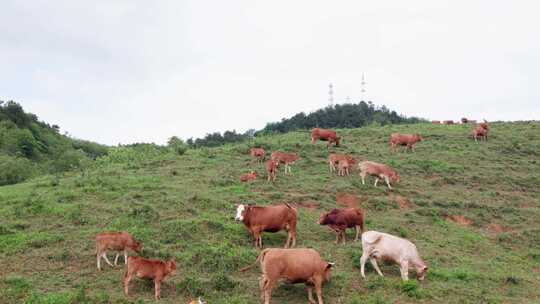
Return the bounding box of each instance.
[0,154,35,185]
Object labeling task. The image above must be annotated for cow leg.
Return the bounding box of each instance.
[384,176,393,190]
[263,281,274,304]
[97,251,102,270]
[360,253,369,278]
[334,232,340,244]
[315,280,324,304]
[370,258,384,277]
[400,261,409,281]
[124,250,128,265]
[355,225,361,242]
[341,230,346,244]
[114,253,120,266]
[374,178,379,187]
[307,286,316,304]
[123,269,132,296]
[154,279,161,300]
[102,252,113,267]
[360,172,366,185]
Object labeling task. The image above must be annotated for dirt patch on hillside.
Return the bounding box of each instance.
[336,193,360,208]
[395,195,412,209]
[484,223,511,234]
[447,215,472,226]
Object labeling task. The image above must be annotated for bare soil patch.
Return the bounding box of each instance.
[336,193,360,208]
[447,215,472,226]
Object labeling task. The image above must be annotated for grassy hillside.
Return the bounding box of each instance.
[1,122,539,304]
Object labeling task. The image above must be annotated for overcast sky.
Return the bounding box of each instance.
[1,1,539,145]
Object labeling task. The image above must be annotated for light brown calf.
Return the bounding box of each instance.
[358,161,400,189]
[240,171,257,182]
[240,248,334,304]
[124,256,176,300]
[271,151,299,174]
[265,159,279,182]
[337,159,350,176]
[250,148,265,163]
[311,128,340,148]
[328,153,356,173]
[95,232,142,270]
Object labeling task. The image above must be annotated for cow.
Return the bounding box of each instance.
[123,256,176,301]
[431,120,441,124]
[443,120,454,125]
[358,161,400,189]
[461,117,468,124]
[95,232,142,270]
[360,231,428,281]
[234,203,297,248]
[240,248,334,304]
[478,119,489,131]
[389,133,423,153]
[471,125,488,142]
[337,159,350,176]
[328,153,356,173]
[265,159,279,182]
[271,151,299,175]
[250,148,266,163]
[318,208,364,244]
[468,120,477,124]
[311,128,341,148]
[240,171,257,182]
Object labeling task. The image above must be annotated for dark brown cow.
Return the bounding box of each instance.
[123,256,176,300]
[271,151,299,174]
[265,159,279,182]
[240,248,334,304]
[461,117,469,124]
[95,232,142,270]
[311,128,341,148]
[318,208,364,244]
[443,120,454,125]
[389,133,423,152]
[327,153,356,173]
[234,203,297,248]
[250,148,265,163]
[240,171,257,182]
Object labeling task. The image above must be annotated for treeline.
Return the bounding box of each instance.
[187,101,424,147]
[0,100,108,185]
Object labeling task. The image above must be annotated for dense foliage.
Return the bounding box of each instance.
[186,102,424,147]
[260,102,424,134]
[0,100,108,185]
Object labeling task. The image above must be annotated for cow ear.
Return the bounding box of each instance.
[326,262,335,269]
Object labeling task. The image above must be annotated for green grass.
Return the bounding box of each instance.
[1,121,540,303]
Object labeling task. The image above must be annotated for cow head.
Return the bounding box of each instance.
[250,171,257,177]
[415,134,423,142]
[390,172,400,184]
[416,265,428,281]
[324,262,335,281]
[235,204,246,221]
[318,212,329,225]
[166,259,177,276]
[131,240,143,253]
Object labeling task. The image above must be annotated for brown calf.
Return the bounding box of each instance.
[265,159,279,182]
[240,248,334,304]
[359,161,400,189]
[337,159,350,176]
[271,151,299,174]
[311,128,341,148]
[328,153,356,173]
[95,232,142,270]
[123,256,176,301]
[240,171,257,182]
[235,203,297,248]
[319,208,364,244]
[250,148,265,163]
[389,133,423,152]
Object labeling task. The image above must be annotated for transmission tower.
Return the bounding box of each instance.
[361,74,366,101]
[328,83,334,106]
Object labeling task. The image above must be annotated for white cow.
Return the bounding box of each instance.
[360,231,428,281]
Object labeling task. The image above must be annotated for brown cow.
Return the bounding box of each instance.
[471,126,488,142]
[431,120,441,124]
[337,159,350,176]
[95,232,142,270]
[328,153,356,173]
[311,128,341,148]
[389,133,423,152]
[123,256,176,301]
[318,208,364,244]
[240,171,257,182]
[359,161,400,189]
[250,148,265,163]
[240,248,334,304]
[234,203,297,248]
[443,120,454,125]
[271,151,299,174]
[265,159,279,182]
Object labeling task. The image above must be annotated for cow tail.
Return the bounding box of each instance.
[357,209,365,233]
[239,249,270,272]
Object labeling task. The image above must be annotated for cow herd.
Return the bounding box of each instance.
[93,122,490,303]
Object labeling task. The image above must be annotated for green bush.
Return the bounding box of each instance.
[0,155,35,185]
